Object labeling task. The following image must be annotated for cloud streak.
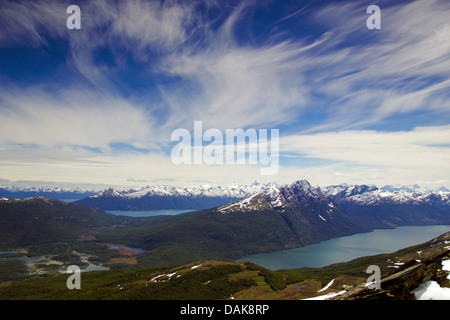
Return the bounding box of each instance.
[0,0,449,187]
[0,86,154,150]
[281,125,450,169]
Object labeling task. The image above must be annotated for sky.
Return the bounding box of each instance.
[0,0,449,189]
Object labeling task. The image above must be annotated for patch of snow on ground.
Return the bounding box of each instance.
[303,290,346,300]
[412,281,450,300]
[318,278,335,292]
[151,274,165,282]
[442,260,450,280]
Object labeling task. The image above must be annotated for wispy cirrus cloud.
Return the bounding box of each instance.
[0,86,154,150]
[298,0,450,131]
[2,0,448,134]
[0,0,449,187]
[277,125,450,188]
[280,125,450,169]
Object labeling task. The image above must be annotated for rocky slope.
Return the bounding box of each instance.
[329,231,450,300]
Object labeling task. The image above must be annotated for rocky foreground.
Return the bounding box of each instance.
[331,231,450,300]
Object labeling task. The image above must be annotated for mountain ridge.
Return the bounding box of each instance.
[75,182,276,210]
[72,180,450,211]
[94,179,450,267]
[2,180,449,209]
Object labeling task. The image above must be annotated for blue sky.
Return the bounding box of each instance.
[0,0,449,189]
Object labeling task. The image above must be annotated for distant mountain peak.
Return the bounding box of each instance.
[77,182,277,211]
[218,179,450,214]
[217,179,336,216]
[288,180,321,195]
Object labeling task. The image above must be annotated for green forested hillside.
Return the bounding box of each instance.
[96,205,368,267]
[1,231,449,300]
[0,198,146,248]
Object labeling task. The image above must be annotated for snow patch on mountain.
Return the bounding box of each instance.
[3,180,449,210]
[324,184,450,206]
[217,180,450,215]
[217,183,289,213]
[90,181,276,201]
[217,180,333,215]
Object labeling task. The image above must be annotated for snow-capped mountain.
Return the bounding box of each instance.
[218,180,335,215]
[218,180,450,214]
[0,185,99,200]
[4,179,449,269]
[73,178,450,212]
[91,181,273,199]
[75,181,276,210]
[323,184,450,207]
[214,179,450,238]
[216,180,372,246]
[4,179,450,213]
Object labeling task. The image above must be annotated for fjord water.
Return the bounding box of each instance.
[105,209,194,217]
[237,225,450,270]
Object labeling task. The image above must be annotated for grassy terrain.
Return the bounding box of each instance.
[0,261,256,300]
[0,258,332,300]
[0,260,28,284]
[1,197,449,300]
[0,231,449,300]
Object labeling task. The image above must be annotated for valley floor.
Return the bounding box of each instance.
[1,231,449,300]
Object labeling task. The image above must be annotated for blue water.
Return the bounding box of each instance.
[236,225,450,270]
[0,252,19,258]
[105,209,194,217]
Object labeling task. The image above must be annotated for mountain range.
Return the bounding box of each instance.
[0,186,98,200]
[1,191,449,301]
[74,181,274,210]
[94,180,450,267]
[1,179,450,268]
[73,180,450,212]
[2,181,449,211]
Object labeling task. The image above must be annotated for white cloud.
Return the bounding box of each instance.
[298,0,450,130]
[0,0,66,46]
[161,41,312,130]
[281,125,450,167]
[0,0,449,187]
[0,86,154,150]
[2,0,448,133]
[0,146,272,187]
[278,125,450,187]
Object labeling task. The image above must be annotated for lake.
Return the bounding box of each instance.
[236,225,450,270]
[105,209,194,217]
